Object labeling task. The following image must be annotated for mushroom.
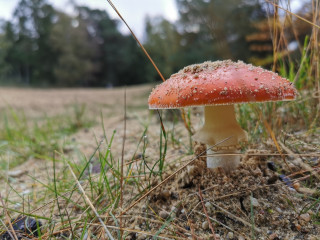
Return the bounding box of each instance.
[148,60,297,172]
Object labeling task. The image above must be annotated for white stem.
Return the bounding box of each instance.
[193,105,247,172]
[206,148,241,172]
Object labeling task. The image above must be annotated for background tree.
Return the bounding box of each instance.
[144,16,182,80]
[49,12,96,86]
[76,7,153,87]
[7,0,56,85]
[0,21,12,80]
[175,0,267,63]
[144,0,269,80]
[0,0,314,87]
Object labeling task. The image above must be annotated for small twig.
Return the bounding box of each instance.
[95,224,182,240]
[198,186,217,239]
[213,181,288,201]
[106,214,190,238]
[279,141,320,180]
[64,207,75,239]
[195,211,240,236]
[67,164,114,240]
[293,168,320,182]
[187,201,202,219]
[287,167,320,178]
[208,201,261,233]
[120,87,127,239]
[178,193,198,240]
[263,120,292,171]
[187,185,219,198]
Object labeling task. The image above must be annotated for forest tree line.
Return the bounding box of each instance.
[0,0,312,87]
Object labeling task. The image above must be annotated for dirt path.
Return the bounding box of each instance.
[0,85,152,118]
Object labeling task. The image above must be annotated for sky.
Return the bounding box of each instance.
[0,0,179,39]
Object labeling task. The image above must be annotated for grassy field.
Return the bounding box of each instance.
[0,82,319,239]
[1,2,320,240]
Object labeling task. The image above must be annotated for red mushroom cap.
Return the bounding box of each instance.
[148,60,297,109]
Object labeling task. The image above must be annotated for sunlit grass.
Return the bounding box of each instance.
[0,104,93,170]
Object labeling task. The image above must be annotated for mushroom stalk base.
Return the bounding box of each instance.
[206,148,241,172]
[193,105,247,172]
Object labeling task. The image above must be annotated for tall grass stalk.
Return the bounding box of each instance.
[158,112,168,180]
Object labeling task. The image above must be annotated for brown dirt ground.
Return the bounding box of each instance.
[0,86,319,239]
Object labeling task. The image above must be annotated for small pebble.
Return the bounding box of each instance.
[253,168,262,177]
[275,207,282,213]
[159,210,169,219]
[159,190,170,200]
[307,210,314,215]
[202,221,209,230]
[238,235,245,240]
[299,213,311,222]
[8,170,27,178]
[171,206,177,212]
[205,202,212,209]
[250,196,260,207]
[187,165,197,176]
[226,231,234,239]
[137,235,146,240]
[268,232,279,240]
[293,182,300,190]
[209,234,220,240]
[21,189,31,195]
[63,145,74,153]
